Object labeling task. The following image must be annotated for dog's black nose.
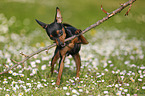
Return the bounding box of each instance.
[59,42,63,45]
[59,42,65,47]
[56,38,65,47]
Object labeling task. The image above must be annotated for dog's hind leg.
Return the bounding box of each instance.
[72,53,81,78]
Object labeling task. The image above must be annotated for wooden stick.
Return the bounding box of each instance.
[125,4,132,16]
[0,44,56,74]
[0,0,136,75]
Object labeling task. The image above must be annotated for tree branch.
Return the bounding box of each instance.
[125,4,132,16]
[0,0,136,75]
[101,5,110,15]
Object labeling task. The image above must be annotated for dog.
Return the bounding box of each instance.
[36,7,88,85]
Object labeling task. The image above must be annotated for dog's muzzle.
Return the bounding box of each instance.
[57,38,66,48]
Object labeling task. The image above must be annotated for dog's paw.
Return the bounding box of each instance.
[75,29,82,35]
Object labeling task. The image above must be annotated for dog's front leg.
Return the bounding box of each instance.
[56,43,75,85]
[51,48,60,76]
[56,53,66,85]
[75,29,89,44]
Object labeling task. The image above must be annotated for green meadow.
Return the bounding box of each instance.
[0,0,145,96]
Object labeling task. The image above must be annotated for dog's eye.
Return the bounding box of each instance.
[50,35,55,40]
[56,30,63,37]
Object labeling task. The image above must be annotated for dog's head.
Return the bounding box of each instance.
[36,7,66,47]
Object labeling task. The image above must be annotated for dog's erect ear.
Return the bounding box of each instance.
[55,7,63,23]
[35,19,48,29]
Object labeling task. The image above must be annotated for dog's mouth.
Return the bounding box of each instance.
[60,43,66,47]
[56,38,66,48]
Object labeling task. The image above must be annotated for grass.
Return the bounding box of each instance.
[0,0,145,96]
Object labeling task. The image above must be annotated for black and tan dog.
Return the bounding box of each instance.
[36,7,88,85]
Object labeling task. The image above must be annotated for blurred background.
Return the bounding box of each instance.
[0,0,145,46]
[0,1,145,95]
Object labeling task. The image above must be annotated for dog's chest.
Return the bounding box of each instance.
[64,27,81,55]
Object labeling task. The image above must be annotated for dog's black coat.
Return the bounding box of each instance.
[54,23,81,56]
[36,7,88,85]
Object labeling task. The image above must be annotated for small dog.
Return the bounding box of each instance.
[36,7,88,85]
